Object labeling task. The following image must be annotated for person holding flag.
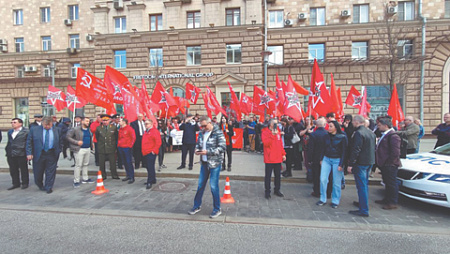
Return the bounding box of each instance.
[220,116,234,172]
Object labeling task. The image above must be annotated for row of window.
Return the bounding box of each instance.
[13,35,80,52]
[16,63,80,79]
[13,5,79,25]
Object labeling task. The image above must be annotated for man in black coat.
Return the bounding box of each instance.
[130,114,146,169]
[307,118,331,197]
[177,114,199,170]
[6,118,29,190]
[347,115,376,217]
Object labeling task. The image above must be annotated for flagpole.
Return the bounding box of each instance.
[72,100,77,127]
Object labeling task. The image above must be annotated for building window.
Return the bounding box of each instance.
[150,14,162,31]
[171,87,185,98]
[68,5,79,21]
[15,98,29,127]
[41,97,56,116]
[13,9,23,25]
[71,63,80,79]
[43,65,51,77]
[15,38,24,52]
[186,46,201,66]
[69,34,80,49]
[226,8,241,26]
[42,36,51,51]
[352,41,368,59]
[41,7,51,23]
[16,66,25,78]
[310,7,326,26]
[446,0,450,18]
[353,4,369,23]
[187,11,201,28]
[114,17,126,33]
[268,10,284,28]
[397,40,413,59]
[308,43,325,62]
[398,1,415,21]
[114,50,127,69]
[149,48,163,67]
[267,45,283,65]
[367,85,404,120]
[226,44,242,64]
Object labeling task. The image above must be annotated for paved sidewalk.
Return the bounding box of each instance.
[0,172,448,235]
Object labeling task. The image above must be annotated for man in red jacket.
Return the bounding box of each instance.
[90,114,101,166]
[262,118,286,199]
[118,118,136,184]
[142,119,162,189]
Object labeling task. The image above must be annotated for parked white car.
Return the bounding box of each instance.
[397,143,450,208]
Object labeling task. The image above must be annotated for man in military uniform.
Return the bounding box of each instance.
[95,114,120,180]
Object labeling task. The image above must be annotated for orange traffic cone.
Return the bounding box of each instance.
[220,177,235,203]
[91,170,109,195]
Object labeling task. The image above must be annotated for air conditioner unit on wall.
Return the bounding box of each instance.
[64,19,72,26]
[0,39,7,45]
[388,6,398,15]
[114,0,124,10]
[298,13,307,20]
[341,10,351,17]
[0,45,7,52]
[25,66,37,72]
[284,19,294,27]
[86,35,94,42]
[67,48,77,54]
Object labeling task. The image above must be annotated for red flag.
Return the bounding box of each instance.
[309,59,331,117]
[240,93,252,115]
[202,92,213,119]
[66,85,87,112]
[151,81,177,109]
[76,68,114,112]
[228,82,241,121]
[169,87,174,97]
[206,86,227,117]
[253,85,276,115]
[174,97,187,114]
[289,75,309,96]
[387,84,405,128]
[47,85,67,112]
[345,85,372,111]
[329,73,341,117]
[140,79,160,115]
[186,83,201,105]
[358,86,370,118]
[336,87,344,120]
[284,76,303,122]
[275,73,285,115]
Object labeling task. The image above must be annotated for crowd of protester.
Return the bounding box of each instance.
[3,111,450,218]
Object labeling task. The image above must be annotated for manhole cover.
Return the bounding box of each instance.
[154,181,189,192]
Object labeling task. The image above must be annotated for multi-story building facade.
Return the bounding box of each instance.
[0,0,449,132]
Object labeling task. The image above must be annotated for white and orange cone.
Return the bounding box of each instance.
[220,177,235,203]
[91,170,109,195]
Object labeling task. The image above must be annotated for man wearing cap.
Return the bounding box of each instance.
[66,117,95,188]
[112,114,123,169]
[131,113,146,169]
[73,115,82,127]
[95,114,120,180]
[26,116,63,194]
[177,114,199,170]
[29,114,43,129]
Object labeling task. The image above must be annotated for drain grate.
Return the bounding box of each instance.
[153,181,189,193]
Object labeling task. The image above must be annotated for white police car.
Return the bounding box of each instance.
[397,143,450,208]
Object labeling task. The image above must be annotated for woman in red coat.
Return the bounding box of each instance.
[142,119,162,189]
[262,118,286,199]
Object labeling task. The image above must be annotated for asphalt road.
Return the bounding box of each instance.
[0,209,448,254]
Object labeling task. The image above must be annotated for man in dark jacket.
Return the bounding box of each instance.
[347,115,376,217]
[29,114,43,129]
[130,113,146,169]
[177,114,199,170]
[307,118,331,197]
[432,112,450,148]
[6,118,29,190]
[96,114,119,180]
[375,117,402,210]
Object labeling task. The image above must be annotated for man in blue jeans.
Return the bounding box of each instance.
[188,116,226,219]
[347,115,376,217]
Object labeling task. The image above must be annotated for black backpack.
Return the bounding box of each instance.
[388,132,408,159]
